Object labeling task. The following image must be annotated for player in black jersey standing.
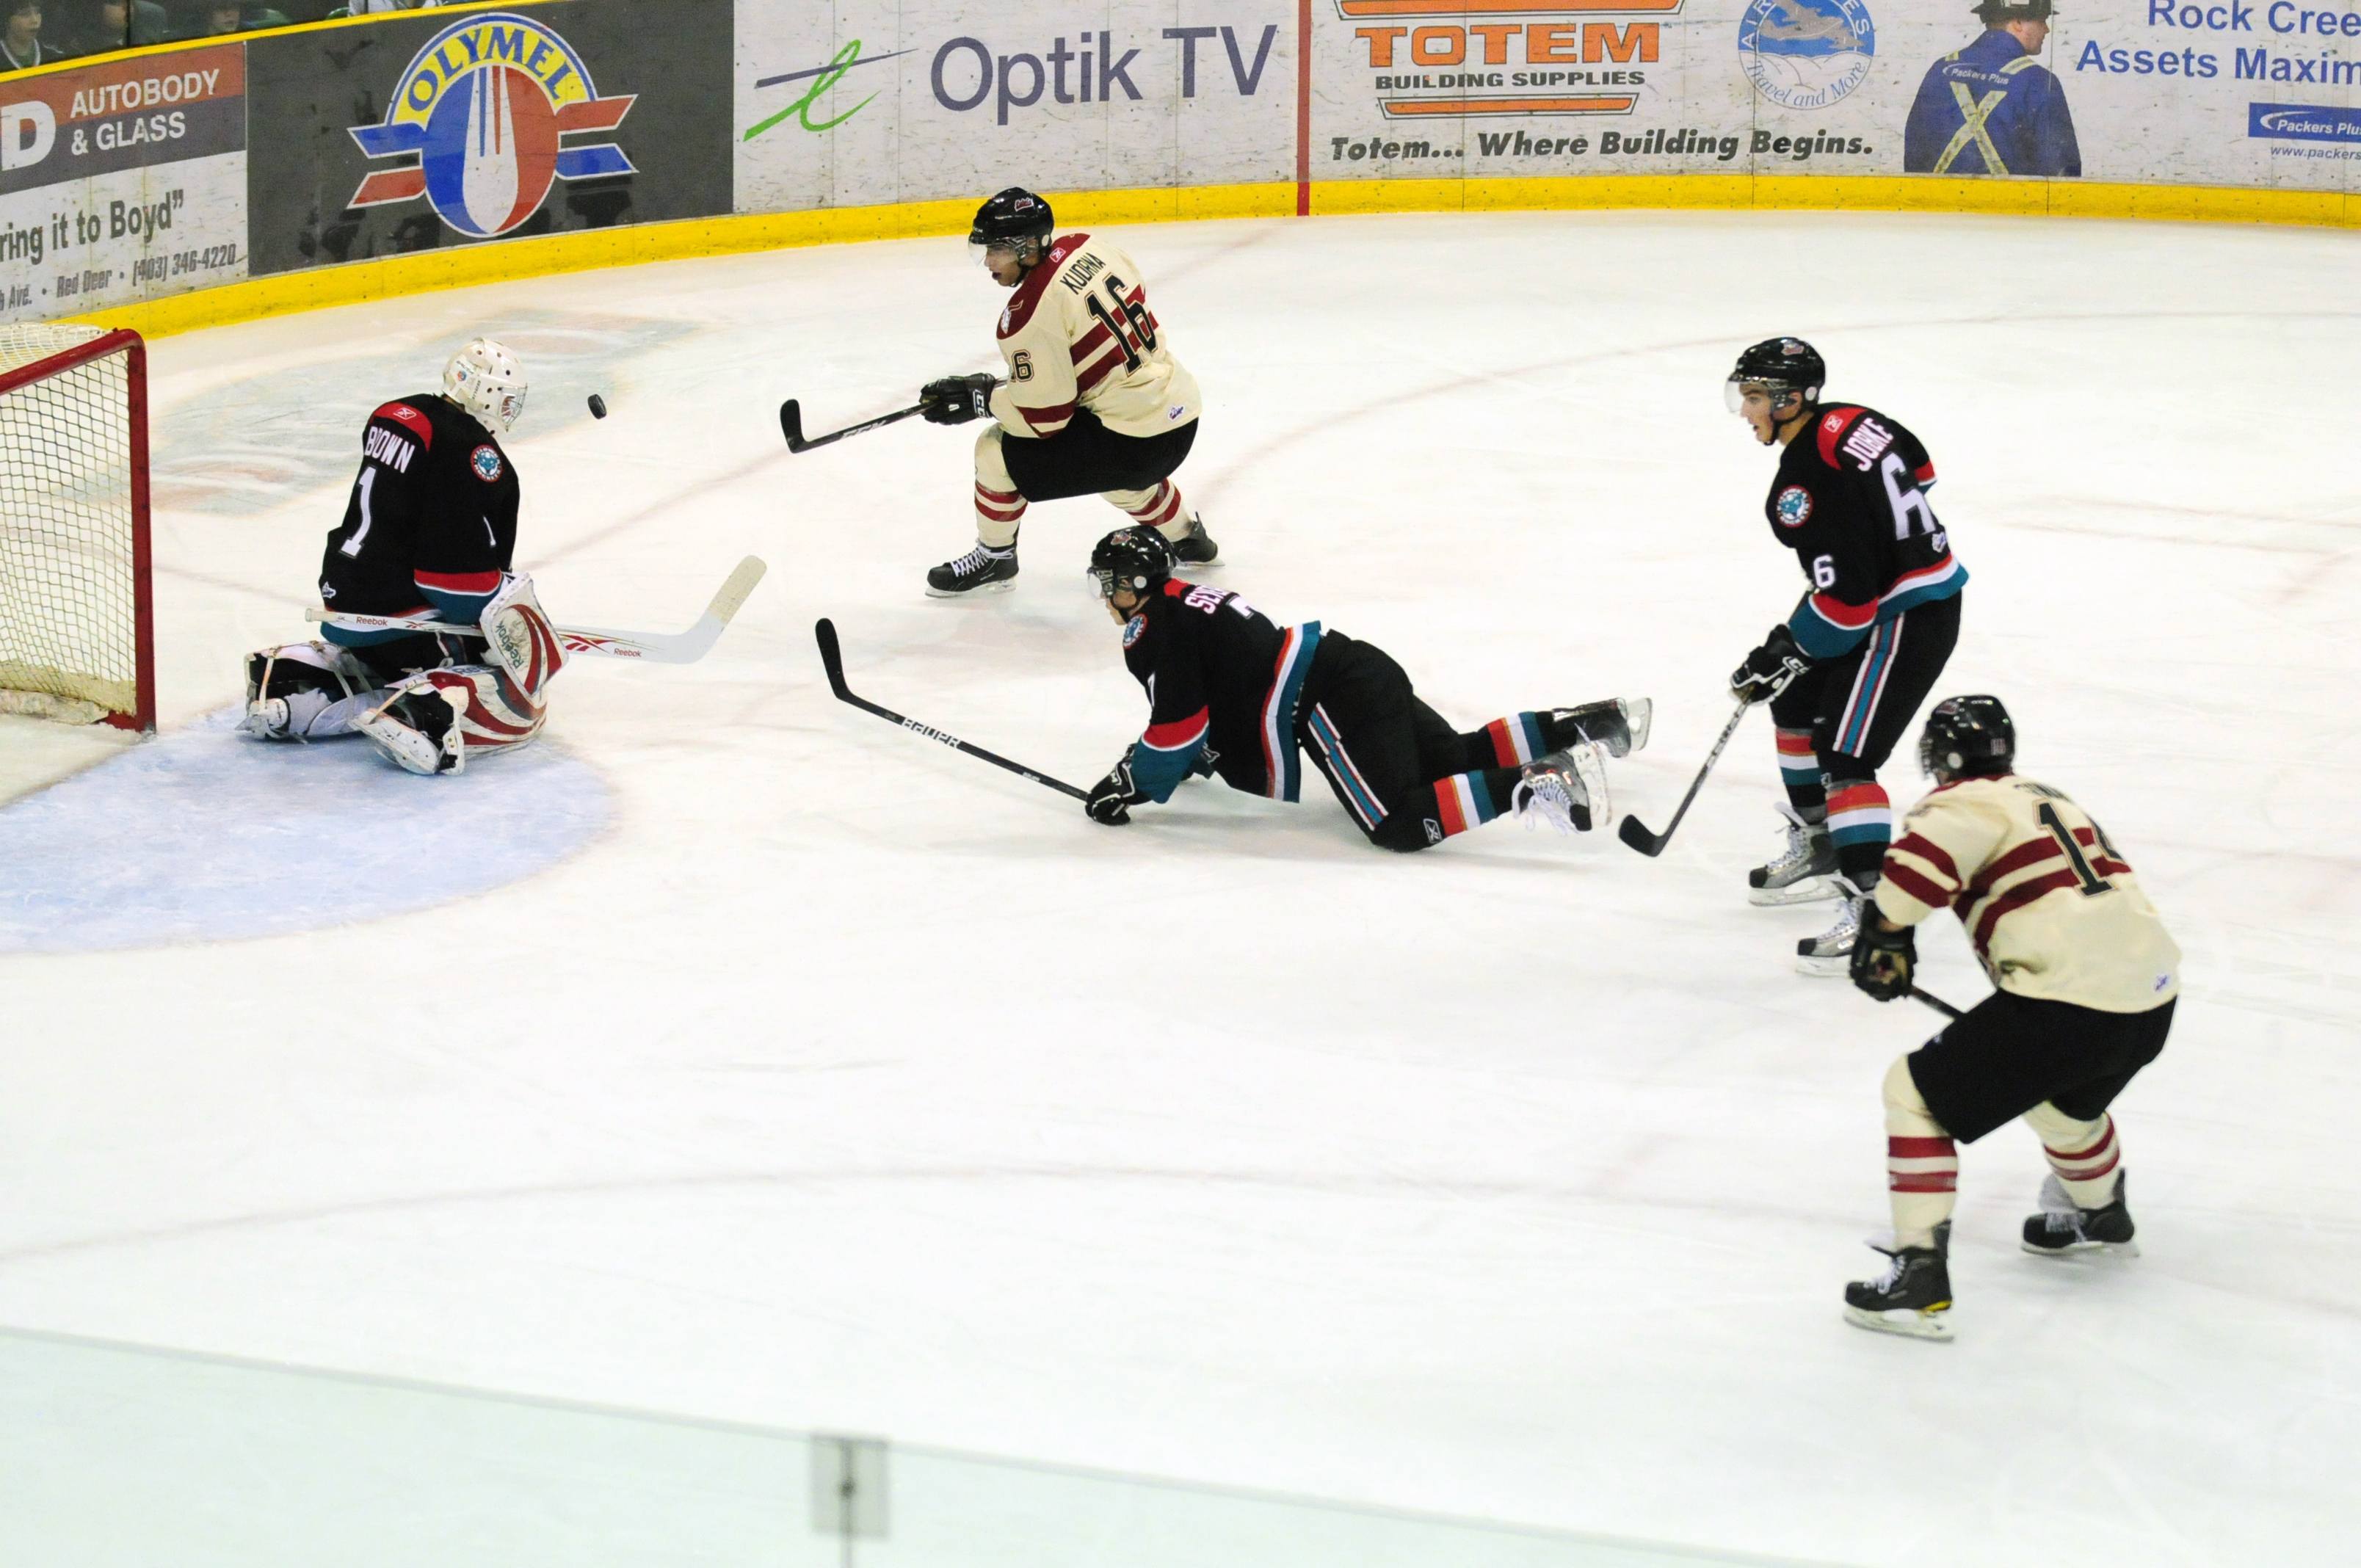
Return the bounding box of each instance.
[1081,528,1647,850]
[242,338,567,775]
[1723,338,1965,972]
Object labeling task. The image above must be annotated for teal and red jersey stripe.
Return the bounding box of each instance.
[1431,771,1502,837]
[1485,713,1548,767]
[1131,708,1210,801]
[418,567,504,621]
[1788,555,1968,660]
[1261,621,1321,802]
[1825,780,1891,849]
[1306,705,1384,829]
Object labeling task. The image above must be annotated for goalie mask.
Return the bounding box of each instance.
[443,337,529,435]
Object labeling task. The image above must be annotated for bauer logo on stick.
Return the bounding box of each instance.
[348,12,638,241]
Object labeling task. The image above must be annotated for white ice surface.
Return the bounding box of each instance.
[3,211,2357,1566]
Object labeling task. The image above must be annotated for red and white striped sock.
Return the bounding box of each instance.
[1887,1134,1959,1247]
[973,482,1026,547]
[2043,1115,2122,1209]
[1122,480,1185,535]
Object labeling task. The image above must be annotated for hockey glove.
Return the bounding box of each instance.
[920,374,998,426]
[1086,753,1150,826]
[1849,911,1917,1003]
[1730,624,1811,705]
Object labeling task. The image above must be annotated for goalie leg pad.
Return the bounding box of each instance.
[355,658,552,777]
[478,573,568,701]
[243,641,382,741]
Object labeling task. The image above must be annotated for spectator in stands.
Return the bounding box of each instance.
[74,0,171,52]
[188,1,290,34]
[1,1,64,68]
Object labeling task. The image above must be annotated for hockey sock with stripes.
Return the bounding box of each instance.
[1469,713,1551,769]
[1777,728,1826,823]
[1429,768,1520,838]
[1117,479,1186,537]
[973,484,1026,548]
[1827,778,1892,885]
[2029,1106,2124,1209]
[1882,1056,1956,1249]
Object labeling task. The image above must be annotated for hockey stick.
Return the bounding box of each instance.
[1910,987,1964,1021]
[780,397,926,454]
[814,617,1089,801]
[310,556,768,666]
[1617,695,1753,856]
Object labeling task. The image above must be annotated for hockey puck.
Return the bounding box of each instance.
[587,393,608,420]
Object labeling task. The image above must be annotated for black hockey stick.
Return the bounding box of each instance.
[1910,987,1964,1021]
[780,397,926,454]
[814,619,1089,801]
[1618,696,1753,856]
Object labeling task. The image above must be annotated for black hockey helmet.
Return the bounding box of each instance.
[1089,526,1175,600]
[1919,694,2016,780]
[969,187,1054,261]
[1725,337,1827,414]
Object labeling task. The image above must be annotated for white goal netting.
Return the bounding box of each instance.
[0,323,150,729]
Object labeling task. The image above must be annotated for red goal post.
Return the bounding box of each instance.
[0,324,156,735]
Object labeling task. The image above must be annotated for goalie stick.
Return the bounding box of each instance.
[780,397,926,454]
[814,618,1088,800]
[311,556,767,665]
[1618,695,1752,856]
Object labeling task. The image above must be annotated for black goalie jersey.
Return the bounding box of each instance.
[1766,404,1968,661]
[318,393,521,639]
[1119,580,1322,803]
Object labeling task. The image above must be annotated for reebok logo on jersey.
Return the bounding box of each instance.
[471,446,504,483]
[1775,484,1813,527]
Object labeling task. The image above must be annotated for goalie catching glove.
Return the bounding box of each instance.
[920,373,998,426]
[1849,910,1917,1003]
[1730,623,1811,705]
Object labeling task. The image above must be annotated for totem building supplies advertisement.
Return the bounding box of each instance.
[0,46,249,327]
[244,0,733,279]
[1307,0,2361,193]
[735,1,1297,217]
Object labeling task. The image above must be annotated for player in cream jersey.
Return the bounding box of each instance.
[1840,695,2180,1340]
[915,187,1215,598]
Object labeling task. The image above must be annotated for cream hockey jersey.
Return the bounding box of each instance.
[1876,774,2180,1013]
[987,232,1201,442]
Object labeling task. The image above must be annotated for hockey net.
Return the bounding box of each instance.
[0,324,154,733]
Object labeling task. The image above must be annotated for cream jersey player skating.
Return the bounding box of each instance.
[916,187,1216,597]
[1839,696,2180,1340]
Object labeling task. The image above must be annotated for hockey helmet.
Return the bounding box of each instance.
[1919,694,2016,780]
[1724,337,1826,414]
[969,187,1055,264]
[443,337,527,435]
[1089,526,1175,600]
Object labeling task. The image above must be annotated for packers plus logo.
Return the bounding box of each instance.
[349,12,636,239]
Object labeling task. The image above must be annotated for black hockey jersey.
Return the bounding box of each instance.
[318,393,521,645]
[1118,579,1321,802]
[1765,403,1967,659]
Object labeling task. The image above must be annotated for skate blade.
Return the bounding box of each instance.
[1749,874,1842,907]
[924,579,1019,599]
[1172,557,1219,576]
[2023,1238,2139,1260]
[1844,1304,1954,1341]
[1794,951,1852,978]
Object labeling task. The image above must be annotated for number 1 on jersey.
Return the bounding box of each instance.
[2037,802,2116,897]
[339,468,378,559]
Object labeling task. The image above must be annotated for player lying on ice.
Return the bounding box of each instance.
[1840,696,2180,1341]
[1079,526,1647,849]
[240,338,566,776]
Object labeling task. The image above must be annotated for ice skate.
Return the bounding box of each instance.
[926,541,1019,597]
[1548,697,1650,759]
[1749,802,1840,906]
[1844,1222,1954,1341]
[1795,880,1866,976]
[2022,1174,2139,1258]
[1512,743,1609,834]
[1167,512,1218,569]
